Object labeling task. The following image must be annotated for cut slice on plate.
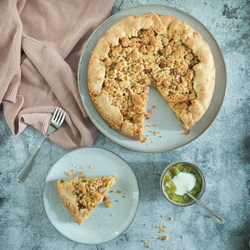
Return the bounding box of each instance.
[57,174,118,225]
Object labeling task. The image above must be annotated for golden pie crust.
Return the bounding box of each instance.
[57,175,118,225]
[88,13,215,140]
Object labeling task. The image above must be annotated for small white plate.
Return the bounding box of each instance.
[43,147,139,244]
[77,4,227,153]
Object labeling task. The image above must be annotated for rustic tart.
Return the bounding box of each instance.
[57,174,118,225]
[88,13,215,140]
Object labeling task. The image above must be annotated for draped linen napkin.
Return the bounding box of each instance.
[0,0,115,150]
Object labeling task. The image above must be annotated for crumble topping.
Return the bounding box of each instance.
[101,28,199,134]
[68,176,108,211]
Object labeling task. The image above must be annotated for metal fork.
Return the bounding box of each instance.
[16,107,66,183]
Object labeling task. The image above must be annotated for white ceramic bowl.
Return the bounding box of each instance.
[160,162,206,207]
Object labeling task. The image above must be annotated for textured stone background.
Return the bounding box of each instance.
[1,0,250,249]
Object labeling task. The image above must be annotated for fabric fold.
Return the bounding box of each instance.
[0,0,115,150]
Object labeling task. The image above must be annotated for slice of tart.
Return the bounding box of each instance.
[57,174,118,225]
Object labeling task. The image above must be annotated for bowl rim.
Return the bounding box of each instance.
[160,161,206,207]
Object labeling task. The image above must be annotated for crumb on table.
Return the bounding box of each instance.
[164,236,169,241]
[157,225,165,234]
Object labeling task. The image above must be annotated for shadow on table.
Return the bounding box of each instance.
[238,135,250,164]
[129,160,172,204]
[226,220,250,250]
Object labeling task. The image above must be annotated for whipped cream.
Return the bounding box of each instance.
[172,172,196,196]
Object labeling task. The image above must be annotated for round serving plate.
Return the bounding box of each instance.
[77,4,227,153]
[43,147,139,244]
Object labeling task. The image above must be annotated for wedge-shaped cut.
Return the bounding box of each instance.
[57,175,118,225]
[88,13,215,140]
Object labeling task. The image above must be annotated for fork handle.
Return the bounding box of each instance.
[16,135,49,183]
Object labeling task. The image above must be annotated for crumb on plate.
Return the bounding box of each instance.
[106,201,113,208]
[65,171,73,177]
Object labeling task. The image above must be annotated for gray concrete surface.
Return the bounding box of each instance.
[1,0,250,249]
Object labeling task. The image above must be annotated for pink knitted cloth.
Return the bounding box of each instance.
[0,0,115,150]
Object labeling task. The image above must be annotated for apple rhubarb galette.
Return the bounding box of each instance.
[57,174,118,225]
[88,13,215,140]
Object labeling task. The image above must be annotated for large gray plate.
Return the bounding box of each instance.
[77,4,227,153]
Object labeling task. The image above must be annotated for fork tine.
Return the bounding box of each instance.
[54,108,62,122]
[52,107,59,120]
[57,109,64,123]
[59,111,66,125]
